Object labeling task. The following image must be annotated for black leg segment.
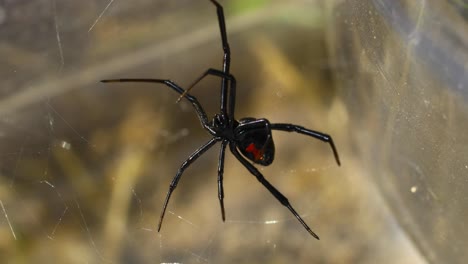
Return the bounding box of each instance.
[158,137,219,232]
[217,140,228,221]
[210,0,231,116]
[229,143,320,239]
[270,123,341,166]
[177,68,237,119]
[100,78,211,131]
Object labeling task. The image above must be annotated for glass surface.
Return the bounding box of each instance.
[0,0,430,263]
[326,0,468,263]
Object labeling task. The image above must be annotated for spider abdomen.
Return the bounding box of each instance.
[235,118,275,166]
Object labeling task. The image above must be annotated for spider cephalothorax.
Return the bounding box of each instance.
[101,0,340,240]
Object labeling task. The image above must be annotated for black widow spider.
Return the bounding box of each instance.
[101,0,340,240]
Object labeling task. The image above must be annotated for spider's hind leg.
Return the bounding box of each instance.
[229,144,320,239]
[158,137,218,232]
[217,140,228,221]
[270,123,341,166]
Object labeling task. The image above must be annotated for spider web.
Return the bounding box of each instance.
[0,0,425,263]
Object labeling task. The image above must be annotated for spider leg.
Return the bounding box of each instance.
[210,0,231,116]
[270,123,341,166]
[218,140,228,221]
[177,68,237,119]
[158,137,219,232]
[229,144,320,239]
[100,79,212,132]
[210,0,230,64]
[177,0,233,119]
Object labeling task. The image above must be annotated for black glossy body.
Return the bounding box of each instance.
[101,0,340,240]
[235,118,275,166]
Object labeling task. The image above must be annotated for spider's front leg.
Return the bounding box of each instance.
[100,78,212,132]
[177,68,237,119]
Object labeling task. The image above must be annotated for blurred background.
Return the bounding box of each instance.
[0,0,466,263]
